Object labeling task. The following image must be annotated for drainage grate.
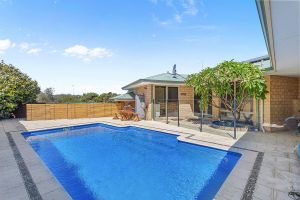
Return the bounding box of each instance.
[241,152,264,200]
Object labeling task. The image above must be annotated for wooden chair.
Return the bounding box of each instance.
[113,105,140,121]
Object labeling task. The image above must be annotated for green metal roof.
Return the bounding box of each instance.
[122,72,187,90]
[145,73,187,82]
[110,92,135,101]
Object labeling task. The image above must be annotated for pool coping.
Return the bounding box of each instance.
[5,132,43,200]
[6,130,72,200]
[12,120,263,200]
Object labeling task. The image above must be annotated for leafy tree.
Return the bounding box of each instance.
[0,60,40,118]
[37,87,55,103]
[55,94,81,103]
[81,92,99,103]
[44,87,55,102]
[96,92,118,102]
[186,60,267,120]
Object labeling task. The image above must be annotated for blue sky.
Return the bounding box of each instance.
[0,0,267,94]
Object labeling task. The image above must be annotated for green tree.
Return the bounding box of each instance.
[96,92,118,102]
[0,60,40,118]
[37,87,55,103]
[186,60,267,120]
[81,92,99,103]
[55,94,81,103]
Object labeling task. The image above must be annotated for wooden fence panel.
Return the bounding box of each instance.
[31,104,46,120]
[67,104,74,119]
[74,104,88,119]
[94,104,104,117]
[26,103,122,121]
[45,104,55,120]
[54,104,68,119]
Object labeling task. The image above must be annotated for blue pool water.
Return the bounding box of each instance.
[23,123,241,200]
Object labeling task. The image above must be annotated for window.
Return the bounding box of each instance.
[168,87,178,102]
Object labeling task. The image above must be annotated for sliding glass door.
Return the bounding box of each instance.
[154,86,178,120]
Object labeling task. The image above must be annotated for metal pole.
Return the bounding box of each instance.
[152,85,155,120]
[233,80,237,139]
[166,87,168,124]
[200,97,203,132]
[177,100,180,127]
[256,99,259,131]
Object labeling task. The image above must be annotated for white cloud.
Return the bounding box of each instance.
[0,39,45,54]
[64,45,112,61]
[19,42,30,50]
[181,0,198,16]
[27,48,41,54]
[0,39,12,53]
[152,0,203,26]
[174,14,182,23]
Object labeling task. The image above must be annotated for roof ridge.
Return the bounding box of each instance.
[145,72,169,79]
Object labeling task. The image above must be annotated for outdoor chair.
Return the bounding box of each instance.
[113,105,140,121]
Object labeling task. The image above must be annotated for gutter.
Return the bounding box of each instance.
[122,79,186,90]
[255,0,276,72]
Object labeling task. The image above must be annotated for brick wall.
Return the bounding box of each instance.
[178,85,194,118]
[211,93,220,120]
[134,85,153,120]
[263,75,300,126]
[209,76,300,129]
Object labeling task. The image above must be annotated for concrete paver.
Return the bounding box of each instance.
[0,118,299,200]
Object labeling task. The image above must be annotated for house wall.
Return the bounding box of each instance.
[210,75,300,131]
[178,85,194,118]
[133,84,195,120]
[263,75,300,129]
[212,94,220,120]
[134,85,153,120]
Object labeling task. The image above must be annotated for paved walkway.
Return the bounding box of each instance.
[0,118,299,200]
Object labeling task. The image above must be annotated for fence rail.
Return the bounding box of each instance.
[26,103,123,121]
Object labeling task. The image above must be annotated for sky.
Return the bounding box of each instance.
[0,0,267,94]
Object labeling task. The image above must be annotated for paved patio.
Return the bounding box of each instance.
[0,118,299,200]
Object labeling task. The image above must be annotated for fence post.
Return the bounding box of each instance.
[177,100,180,127]
[166,87,168,124]
[200,97,203,132]
[233,80,237,139]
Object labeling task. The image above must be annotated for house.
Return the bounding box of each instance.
[113,1,300,132]
[112,65,195,120]
[112,53,298,132]
[254,0,300,131]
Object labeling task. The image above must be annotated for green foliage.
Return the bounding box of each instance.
[186,60,267,118]
[37,87,55,102]
[81,92,99,103]
[0,60,40,119]
[55,94,82,103]
[96,92,118,102]
[36,91,119,103]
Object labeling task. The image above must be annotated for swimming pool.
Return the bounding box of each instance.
[23,123,241,200]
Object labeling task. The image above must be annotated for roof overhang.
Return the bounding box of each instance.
[122,80,186,90]
[256,0,300,76]
[113,99,135,102]
[110,92,135,101]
